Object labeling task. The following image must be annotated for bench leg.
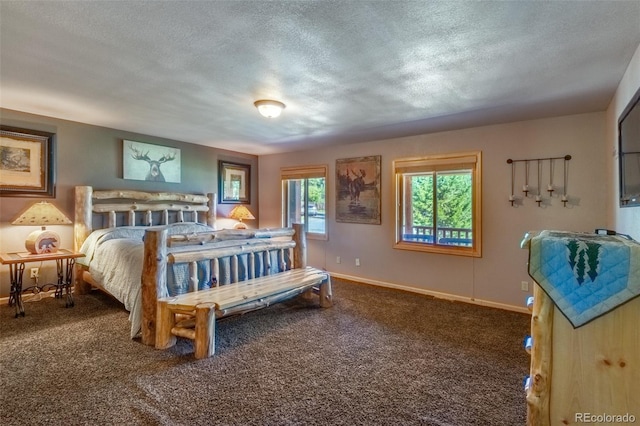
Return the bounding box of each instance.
[319,276,333,308]
[300,288,315,302]
[194,305,216,359]
[155,301,177,349]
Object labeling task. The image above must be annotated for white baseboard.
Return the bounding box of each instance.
[328,272,530,314]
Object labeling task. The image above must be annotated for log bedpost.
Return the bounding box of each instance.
[526,284,554,426]
[206,192,216,228]
[290,221,332,307]
[74,186,93,295]
[292,223,307,269]
[141,227,168,347]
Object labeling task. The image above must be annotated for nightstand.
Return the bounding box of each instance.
[0,249,85,318]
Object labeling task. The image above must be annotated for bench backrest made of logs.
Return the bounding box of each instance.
[140,223,307,345]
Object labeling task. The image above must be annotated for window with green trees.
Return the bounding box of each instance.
[281,165,327,239]
[394,152,482,257]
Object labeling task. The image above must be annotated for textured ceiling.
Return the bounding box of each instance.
[1,1,639,155]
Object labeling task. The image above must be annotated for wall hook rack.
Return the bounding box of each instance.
[509,159,516,206]
[506,155,571,207]
[523,160,530,197]
[547,158,555,195]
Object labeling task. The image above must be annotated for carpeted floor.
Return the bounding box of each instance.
[0,278,530,426]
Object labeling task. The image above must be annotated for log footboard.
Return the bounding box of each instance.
[156,266,332,358]
[141,223,332,353]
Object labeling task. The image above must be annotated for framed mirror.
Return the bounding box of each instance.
[619,86,640,207]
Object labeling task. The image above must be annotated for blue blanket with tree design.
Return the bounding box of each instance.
[524,230,640,328]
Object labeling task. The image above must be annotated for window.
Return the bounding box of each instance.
[281,165,327,239]
[394,151,482,257]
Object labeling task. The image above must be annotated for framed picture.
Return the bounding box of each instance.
[219,161,250,204]
[0,126,56,197]
[123,140,181,183]
[336,155,381,224]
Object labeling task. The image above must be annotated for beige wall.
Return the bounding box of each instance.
[0,109,257,296]
[608,43,640,240]
[259,113,608,310]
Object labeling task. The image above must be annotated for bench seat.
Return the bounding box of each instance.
[155,266,332,358]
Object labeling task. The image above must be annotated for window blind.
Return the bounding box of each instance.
[281,165,327,180]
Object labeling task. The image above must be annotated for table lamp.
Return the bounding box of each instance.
[12,201,72,254]
[228,205,255,229]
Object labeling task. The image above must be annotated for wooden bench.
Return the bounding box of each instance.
[142,223,332,358]
[156,266,332,358]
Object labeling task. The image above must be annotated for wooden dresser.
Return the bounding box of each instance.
[526,284,639,425]
[523,231,640,425]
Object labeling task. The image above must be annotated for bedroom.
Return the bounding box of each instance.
[1,6,639,312]
[1,2,640,425]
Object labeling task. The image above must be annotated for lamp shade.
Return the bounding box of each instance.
[12,201,72,226]
[12,201,72,254]
[254,100,285,118]
[228,205,255,229]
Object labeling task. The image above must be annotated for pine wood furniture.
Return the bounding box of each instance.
[74,186,216,341]
[146,223,332,359]
[156,267,331,359]
[523,232,640,425]
[526,285,640,425]
[0,249,84,317]
[73,186,332,354]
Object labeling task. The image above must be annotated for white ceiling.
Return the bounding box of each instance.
[1,1,639,155]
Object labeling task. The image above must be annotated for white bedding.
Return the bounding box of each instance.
[79,223,215,338]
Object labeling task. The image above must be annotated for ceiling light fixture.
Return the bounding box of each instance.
[254,99,286,118]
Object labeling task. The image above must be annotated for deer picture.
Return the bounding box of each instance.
[348,168,366,203]
[129,144,177,182]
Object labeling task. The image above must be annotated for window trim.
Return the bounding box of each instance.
[281,164,328,240]
[393,151,482,257]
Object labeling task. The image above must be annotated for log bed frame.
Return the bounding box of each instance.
[73,186,332,355]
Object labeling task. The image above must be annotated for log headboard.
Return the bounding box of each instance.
[73,186,216,251]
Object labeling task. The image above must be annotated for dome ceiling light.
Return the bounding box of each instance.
[254,99,286,118]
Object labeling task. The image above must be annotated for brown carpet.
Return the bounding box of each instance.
[0,278,530,425]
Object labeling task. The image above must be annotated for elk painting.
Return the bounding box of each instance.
[336,155,381,224]
[123,140,181,183]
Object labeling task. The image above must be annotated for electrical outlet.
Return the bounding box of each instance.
[336,256,341,264]
[521,281,529,292]
[30,267,39,278]
[355,258,360,267]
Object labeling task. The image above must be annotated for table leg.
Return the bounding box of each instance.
[56,258,75,308]
[9,263,26,318]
